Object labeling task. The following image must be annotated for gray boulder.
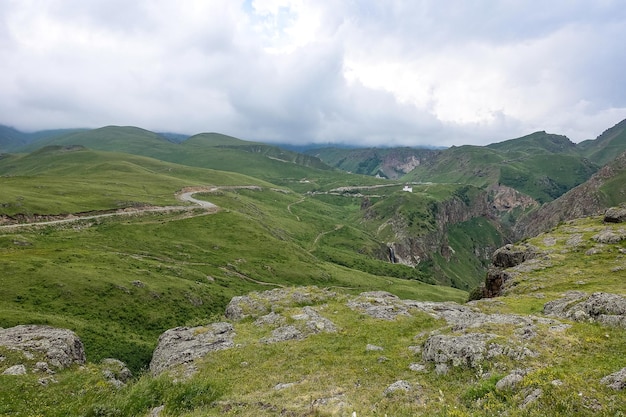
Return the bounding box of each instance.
[520,388,543,409]
[491,244,537,268]
[296,306,337,334]
[346,291,412,320]
[0,325,85,369]
[592,229,625,244]
[2,364,27,375]
[225,295,267,321]
[600,367,626,390]
[150,322,235,376]
[101,358,132,387]
[544,292,626,327]
[604,206,626,223]
[422,333,535,368]
[225,287,337,321]
[422,333,496,368]
[261,325,304,344]
[384,380,412,395]
[495,372,524,391]
[254,312,286,327]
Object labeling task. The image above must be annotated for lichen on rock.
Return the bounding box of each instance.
[150,322,235,376]
[0,325,85,370]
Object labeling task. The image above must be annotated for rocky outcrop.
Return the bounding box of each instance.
[421,333,536,369]
[153,287,338,375]
[347,290,556,331]
[2,364,27,375]
[150,286,561,385]
[601,367,626,390]
[491,244,538,268]
[604,206,626,223]
[259,306,338,344]
[225,287,336,321]
[149,322,235,376]
[479,243,540,298]
[592,228,626,244]
[101,358,132,388]
[488,184,538,213]
[371,188,498,273]
[0,325,85,369]
[544,292,626,327]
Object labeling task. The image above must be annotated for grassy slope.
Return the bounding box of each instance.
[402,133,599,203]
[0,146,269,215]
[578,118,626,166]
[0,149,466,374]
[3,216,622,416]
[403,145,503,187]
[18,127,363,192]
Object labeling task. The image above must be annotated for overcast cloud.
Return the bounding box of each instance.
[1,0,625,146]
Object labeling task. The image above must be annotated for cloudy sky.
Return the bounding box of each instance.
[1,0,625,147]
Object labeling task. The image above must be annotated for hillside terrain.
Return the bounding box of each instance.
[305,147,438,179]
[1,212,624,416]
[514,150,626,239]
[0,120,625,415]
[0,145,469,372]
[400,131,600,205]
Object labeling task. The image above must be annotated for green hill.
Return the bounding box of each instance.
[578,118,626,165]
[403,133,598,204]
[306,147,438,179]
[486,131,579,155]
[402,145,503,186]
[0,146,266,216]
[0,146,467,374]
[17,126,366,193]
[513,150,626,239]
[1,121,626,416]
[21,125,178,155]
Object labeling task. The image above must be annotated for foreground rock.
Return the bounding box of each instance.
[601,367,626,390]
[604,206,626,223]
[491,244,538,268]
[101,358,132,388]
[225,287,336,321]
[482,243,542,297]
[0,325,85,369]
[347,290,556,331]
[150,323,235,376]
[151,286,557,380]
[544,292,626,327]
[421,333,536,368]
[2,364,27,375]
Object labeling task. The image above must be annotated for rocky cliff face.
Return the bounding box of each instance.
[380,185,538,283]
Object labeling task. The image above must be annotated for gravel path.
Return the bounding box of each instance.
[0,187,223,229]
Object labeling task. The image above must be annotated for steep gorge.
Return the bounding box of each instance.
[364,184,537,288]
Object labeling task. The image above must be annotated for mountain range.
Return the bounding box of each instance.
[0,118,625,416]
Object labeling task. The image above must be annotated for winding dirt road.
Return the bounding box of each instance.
[0,187,230,229]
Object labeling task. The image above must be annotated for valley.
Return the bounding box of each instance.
[0,120,625,416]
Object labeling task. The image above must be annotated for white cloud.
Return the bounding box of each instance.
[0,0,625,146]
